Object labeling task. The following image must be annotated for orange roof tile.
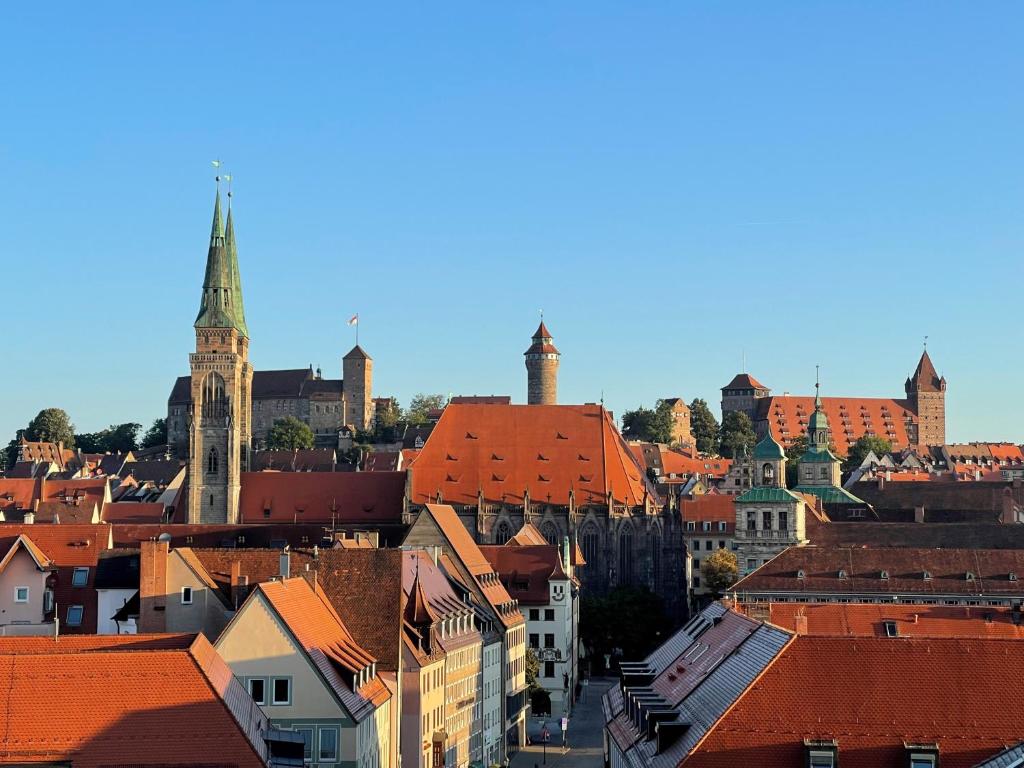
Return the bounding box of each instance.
[0,534,54,573]
[684,635,1024,768]
[410,404,655,507]
[679,495,736,533]
[0,633,269,766]
[759,395,916,451]
[0,478,41,512]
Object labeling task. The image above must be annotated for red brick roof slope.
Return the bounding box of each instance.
[101,501,166,524]
[680,495,735,525]
[659,449,731,479]
[683,635,1024,768]
[758,395,915,451]
[410,404,655,507]
[0,478,41,512]
[239,471,405,524]
[450,395,512,405]
[733,547,1024,596]
[40,477,109,507]
[0,633,268,767]
[757,602,1024,639]
[110,523,328,549]
[722,373,767,390]
[0,633,195,653]
[479,545,567,605]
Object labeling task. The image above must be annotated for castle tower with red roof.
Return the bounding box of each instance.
[186,189,253,524]
[524,320,560,405]
[905,348,946,448]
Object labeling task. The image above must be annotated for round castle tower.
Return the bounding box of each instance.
[524,321,560,405]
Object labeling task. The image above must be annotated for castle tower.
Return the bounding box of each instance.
[343,345,373,432]
[905,349,946,448]
[186,190,253,524]
[525,321,560,405]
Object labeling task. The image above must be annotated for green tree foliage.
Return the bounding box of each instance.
[266,416,315,451]
[1,430,23,473]
[700,548,739,595]
[689,398,720,455]
[844,435,892,471]
[580,587,670,671]
[718,411,756,459]
[525,647,542,694]
[141,418,168,449]
[404,394,446,425]
[621,401,674,444]
[26,408,75,447]
[784,435,807,487]
[76,423,141,454]
[371,400,402,442]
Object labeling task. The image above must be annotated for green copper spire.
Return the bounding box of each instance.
[194,189,249,337]
[802,366,838,462]
[223,200,250,338]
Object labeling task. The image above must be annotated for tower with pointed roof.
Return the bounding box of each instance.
[186,189,253,524]
[796,373,842,488]
[525,321,559,405]
[343,345,373,431]
[905,348,946,448]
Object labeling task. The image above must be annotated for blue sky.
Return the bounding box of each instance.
[1,3,1021,445]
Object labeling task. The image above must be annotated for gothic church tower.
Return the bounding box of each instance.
[187,190,253,524]
[525,321,560,405]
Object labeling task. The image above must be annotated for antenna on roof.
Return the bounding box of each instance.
[741,349,746,373]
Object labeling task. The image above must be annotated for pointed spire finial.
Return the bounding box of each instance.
[923,335,928,351]
[814,365,821,408]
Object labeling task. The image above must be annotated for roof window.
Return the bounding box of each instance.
[882,620,899,638]
[837,569,847,580]
[804,739,837,768]
[880,571,889,580]
[966,572,975,581]
[796,569,805,579]
[923,570,932,580]
[1010,572,1018,582]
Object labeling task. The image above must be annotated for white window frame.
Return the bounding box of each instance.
[271,676,292,705]
[181,586,193,605]
[14,586,29,604]
[71,567,89,587]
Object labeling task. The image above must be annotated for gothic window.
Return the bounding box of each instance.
[207,447,219,475]
[541,521,559,546]
[202,372,227,418]
[581,524,599,567]
[618,526,634,587]
[761,463,775,484]
[494,521,513,545]
[762,510,773,530]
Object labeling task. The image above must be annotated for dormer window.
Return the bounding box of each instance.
[796,569,805,579]
[966,572,975,581]
[883,620,899,638]
[923,571,932,581]
[880,570,889,580]
[1010,572,1018,582]
[837,569,847,580]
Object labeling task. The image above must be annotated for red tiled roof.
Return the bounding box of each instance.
[509,522,547,546]
[0,478,41,512]
[364,451,401,472]
[684,635,1024,768]
[101,501,166,524]
[40,477,109,507]
[757,602,1024,639]
[660,449,731,478]
[450,395,512,405]
[479,545,567,605]
[410,404,655,507]
[723,373,767,390]
[238,470,406,524]
[109,523,329,549]
[0,632,269,766]
[680,494,735,525]
[910,350,944,392]
[758,395,916,451]
[17,440,75,469]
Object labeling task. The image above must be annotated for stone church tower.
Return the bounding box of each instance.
[525,321,560,405]
[905,349,946,449]
[343,345,374,431]
[186,191,253,524]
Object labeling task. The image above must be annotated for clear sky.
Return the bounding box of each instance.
[2,3,1022,445]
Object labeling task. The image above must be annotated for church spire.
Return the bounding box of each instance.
[223,200,250,339]
[195,189,248,337]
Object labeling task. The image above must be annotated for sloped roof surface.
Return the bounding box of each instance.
[722,373,767,390]
[238,470,405,524]
[410,404,655,507]
[170,368,313,404]
[479,545,567,605]
[758,395,916,451]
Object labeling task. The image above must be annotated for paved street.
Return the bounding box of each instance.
[511,678,614,768]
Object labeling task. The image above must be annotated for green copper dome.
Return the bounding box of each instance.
[753,433,786,460]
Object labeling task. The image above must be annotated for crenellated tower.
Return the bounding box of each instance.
[525,321,560,405]
[186,189,253,524]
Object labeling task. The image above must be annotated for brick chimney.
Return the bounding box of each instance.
[793,613,808,636]
[229,559,249,608]
[139,540,170,633]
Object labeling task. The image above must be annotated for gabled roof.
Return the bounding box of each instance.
[480,544,569,605]
[251,448,337,472]
[0,534,54,573]
[722,373,768,391]
[410,403,656,507]
[509,522,547,546]
[0,632,270,765]
[256,577,390,719]
[679,495,735,530]
[791,484,867,506]
[101,501,167,524]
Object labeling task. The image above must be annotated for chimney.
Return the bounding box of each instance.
[230,560,242,607]
[877,475,885,490]
[793,613,808,636]
[912,613,919,624]
[432,546,439,567]
[1001,491,1017,524]
[914,505,925,524]
[23,502,36,525]
[139,540,170,633]
[279,547,291,580]
[975,469,982,482]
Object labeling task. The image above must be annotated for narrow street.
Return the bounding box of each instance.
[511,678,614,768]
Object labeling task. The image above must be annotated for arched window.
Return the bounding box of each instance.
[202,372,228,418]
[541,521,559,546]
[207,447,218,474]
[761,462,775,484]
[581,524,600,567]
[618,525,634,587]
[494,521,513,545]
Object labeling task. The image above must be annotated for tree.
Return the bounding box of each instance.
[701,548,739,595]
[25,408,75,447]
[266,417,315,451]
[371,400,402,442]
[621,401,673,444]
[141,418,168,449]
[718,411,755,459]
[784,435,807,487]
[525,647,541,694]
[689,398,720,455]
[845,435,892,472]
[404,394,446,425]
[76,423,141,454]
[2,430,25,472]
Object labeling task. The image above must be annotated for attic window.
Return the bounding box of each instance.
[446,454,458,461]
[1011,572,1018,582]
[465,432,478,440]
[537,453,549,461]
[556,432,568,440]
[796,569,805,579]
[445,474,459,483]
[491,453,504,461]
[837,569,847,580]
[880,570,889,580]
[966,572,975,581]
[577,454,590,462]
[492,474,506,482]
[883,620,899,638]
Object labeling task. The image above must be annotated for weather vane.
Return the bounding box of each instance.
[212,159,232,201]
